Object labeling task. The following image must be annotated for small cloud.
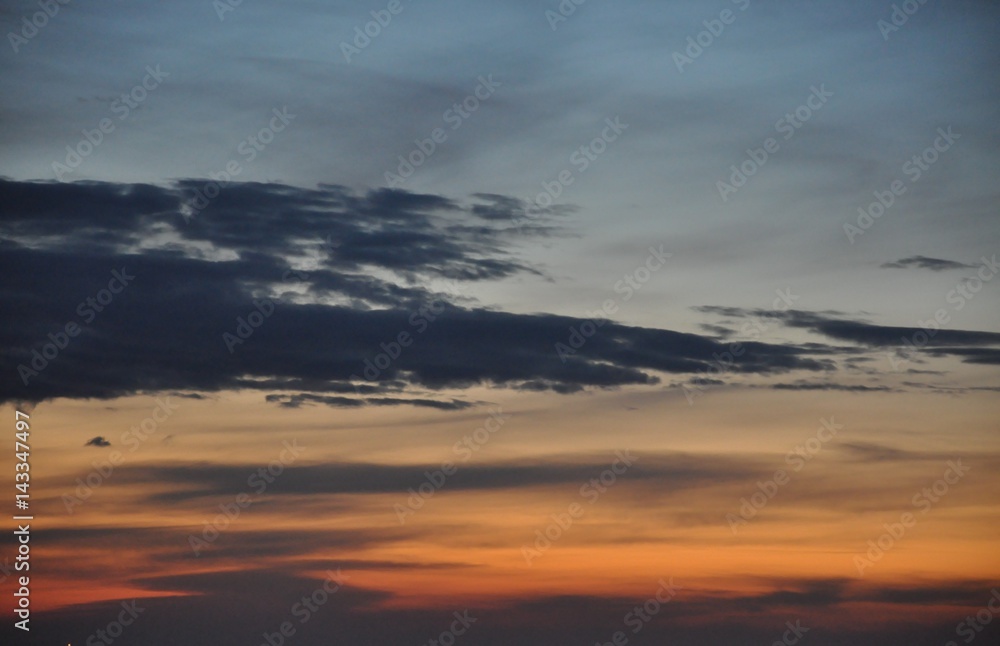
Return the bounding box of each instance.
[771,382,893,392]
[85,436,111,447]
[880,256,974,272]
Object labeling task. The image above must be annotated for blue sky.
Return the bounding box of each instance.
[3,0,998,335]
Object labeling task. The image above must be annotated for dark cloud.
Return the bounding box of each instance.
[84,436,111,447]
[113,453,759,505]
[836,443,924,463]
[698,307,1000,368]
[880,255,975,271]
[922,347,1000,365]
[26,572,998,646]
[265,392,475,411]
[770,382,895,392]
[37,525,403,563]
[468,193,577,234]
[0,179,835,405]
[901,381,1000,394]
[689,378,725,386]
[775,310,1000,348]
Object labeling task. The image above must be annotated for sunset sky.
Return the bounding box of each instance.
[1,1,999,644]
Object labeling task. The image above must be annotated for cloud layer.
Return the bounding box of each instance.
[1,178,839,405]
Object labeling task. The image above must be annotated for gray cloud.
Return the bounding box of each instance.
[880,256,975,271]
[1,179,836,405]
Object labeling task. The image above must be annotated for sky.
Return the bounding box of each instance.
[1,0,999,644]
